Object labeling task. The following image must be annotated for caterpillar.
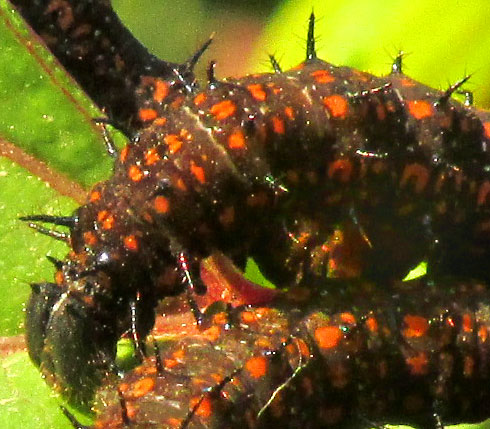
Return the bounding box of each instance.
[12,0,490,407]
[90,278,490,429]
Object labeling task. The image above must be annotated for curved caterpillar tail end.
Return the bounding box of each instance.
[8,0,191,135]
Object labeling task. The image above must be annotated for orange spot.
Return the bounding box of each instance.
[479,325,488,343]
[247,83,267,101]
[128,165,144,182]
[124,235,139,252]
[171,95,184,109]
[400,163,429,193]
[340,312,356,325]
[463,313,473,333]
[164,134,183,154]
[240,311,258,324]
[228,130,246,149]
[315,326,342,349]
[403,315,428,338]
[272,116,285,134]
[194,92,206,106]
[129,377,155,398]
[407,100,433,119]
[483,122,490,139]
[55,270,64,285]
[400,78,416,87]
[97,210,115,230]
[144,147,161,165]
[284,106,295,120]
[83,231,97,246]
[120,145,130,163]
[328,159,353,183]
[175,177,187,192]
[190,161,206,184]
[153,80,169,103]
[191,395,213,418]
[213,312,228,325]
[310,69,335,84]
[477,181,490,206]
[406,352,428,375]
[164,358,178,368]
[210,100,236,120]
[245,356,268,378]
[366,317,378,332]
[154,117,167,126]
[323,95,349,118]
[173,349,185,360]
[202,325,221,342]
[166,418,183,428]
[154,196,170,214]
[138,108,157,122]
[90,190,101,202]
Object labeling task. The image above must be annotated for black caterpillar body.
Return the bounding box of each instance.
[93,279,490,429]
[13,0,490,407]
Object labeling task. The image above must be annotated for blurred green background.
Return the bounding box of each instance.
[1,0,490,427]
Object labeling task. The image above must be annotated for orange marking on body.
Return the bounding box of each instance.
[315,326,342,349]
[210,99,236,120]
[463,313,473,332]
[138,108,157,122]
[245,356,268,378]
[477,181,490,206]
[191,395,213,418]
[272,116,285,134]
[173,349,185,360]
[164,134,183,154]
[407,100,433,119]
[55,270,64,285]
[228,130,246,149]
[213,312,228,325]
[154,117,167,126]
[406,352,428,375]
[400,78,416,87]
[247,83,267,101]
[89,190,101,202]
[194,92,206,106]
[153,79,169,103]
[175,177,187,192]
[323,95,349,118]
[483,122,490,139]
[166,418,182,428]
[366,317,378,332]
[128,165,144,182]
[219,206,235,227]
[202,325,220,342]
[97,210,115,230]
[129,377,155,398]
[403,315,428,338]
[284,106,295,120]
[340,312,356,325]
[164,358,178,368]
[240,311,258,324]
[190,161,206,184]
[83,231,97,246]
[171,95,184,109]
[120,145,130,163]
[479,325,488,343]
[310,69,335,84]
[376,104,387,121]
[400,163,430,193]
[123,235,139,252]
[328,159,353,182]
[144,147,161,165]
[154,196,170,214]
